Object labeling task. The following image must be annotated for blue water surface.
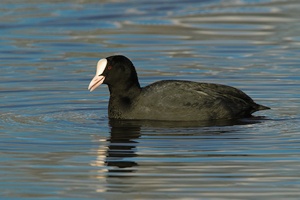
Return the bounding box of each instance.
[1,0,300,199]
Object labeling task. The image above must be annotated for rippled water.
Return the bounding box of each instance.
[1,0,300,199]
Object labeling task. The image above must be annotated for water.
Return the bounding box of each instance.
[1,0,300,199]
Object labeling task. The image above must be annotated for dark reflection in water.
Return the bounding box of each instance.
[105,120,141,174]
[104,117,265,178]
[109,117,266,129]
[96,117,274,196]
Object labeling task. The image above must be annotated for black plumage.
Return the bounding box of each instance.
[88,55,270,121]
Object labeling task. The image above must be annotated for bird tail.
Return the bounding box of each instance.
[249,103,270,114]
[257,104,271,111]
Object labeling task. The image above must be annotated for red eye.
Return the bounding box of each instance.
[107,66,112,70]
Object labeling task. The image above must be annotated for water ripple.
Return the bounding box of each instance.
[1,0,300,199]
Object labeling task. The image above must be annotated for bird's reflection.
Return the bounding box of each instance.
[92,116,267,193]
[105,119,141,174]
[100,117,266,173]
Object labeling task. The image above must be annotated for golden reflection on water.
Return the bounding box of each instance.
[90,138,108,193]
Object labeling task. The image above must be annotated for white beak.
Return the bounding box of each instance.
[88,75,105,92]
[88,58,107,92]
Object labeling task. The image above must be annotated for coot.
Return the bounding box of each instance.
[88,55,270,121]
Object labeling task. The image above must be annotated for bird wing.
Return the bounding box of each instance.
[136,80,252,120]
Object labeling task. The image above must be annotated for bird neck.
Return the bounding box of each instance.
[107,80,141,99]
[107,81,141,119]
